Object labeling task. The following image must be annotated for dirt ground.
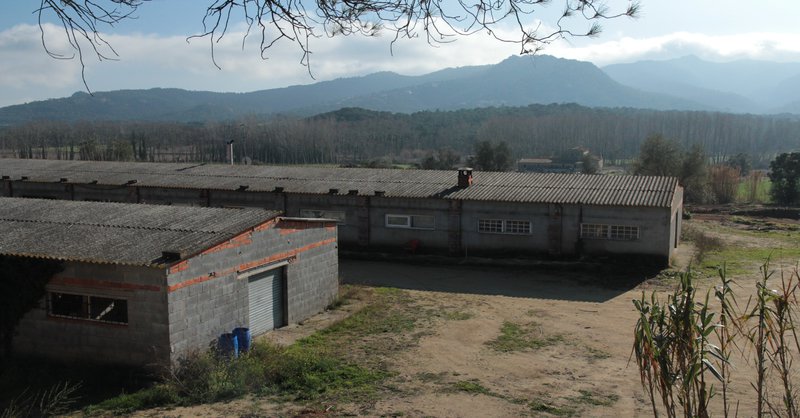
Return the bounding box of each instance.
[131,215,800,418]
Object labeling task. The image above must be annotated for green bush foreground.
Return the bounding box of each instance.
[86,341,387,415]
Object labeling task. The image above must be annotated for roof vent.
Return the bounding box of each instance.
[90,180,98,184]
[1,175,9,180]
[347,189,358,195]
[237,185,249,191]
[273,186,284,193]
[20,176,28,181]
[374,190,385,197]
[457,167,473,188]
[126,179,138,185]
[329,188,339,194]
[59,178,69,183]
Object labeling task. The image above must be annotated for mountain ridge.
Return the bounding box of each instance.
[1,54,798,125]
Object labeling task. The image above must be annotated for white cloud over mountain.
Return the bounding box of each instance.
[2,22,800,107]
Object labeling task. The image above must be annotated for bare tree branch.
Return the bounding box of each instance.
[34,0,639,90]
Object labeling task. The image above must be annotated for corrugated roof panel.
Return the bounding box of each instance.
[0,159,680,208]
[0,197,281,266]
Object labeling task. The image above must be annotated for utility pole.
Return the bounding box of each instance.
[240,123,247,165]
[227,140,235,165]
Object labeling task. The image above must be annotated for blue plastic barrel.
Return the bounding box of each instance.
[218,333,239,358]
[233,327,252,353]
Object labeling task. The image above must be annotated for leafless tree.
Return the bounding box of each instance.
[36,0,639,89]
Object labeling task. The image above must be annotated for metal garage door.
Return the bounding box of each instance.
[248,268,285,336]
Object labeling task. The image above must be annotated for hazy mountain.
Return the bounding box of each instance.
[336,55,705,112]
[0,55,715,125]
[603,55,800,113]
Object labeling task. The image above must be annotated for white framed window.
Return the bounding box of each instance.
[48,292,129,324]
[478,219,504,233]
[385,214,435,230]
[581,223,639,241]
[300,209,346,224]
[478,219,531,235]
[610,225,639,240]
[580,223,609,239]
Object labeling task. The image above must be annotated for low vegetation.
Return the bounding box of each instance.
[681,217,800,277]
[87,341,389,415]
[84,287,420,415]
[633,262,800,417]
[486,321,563,353]
[1,381,82,418]
[0,286,418,416]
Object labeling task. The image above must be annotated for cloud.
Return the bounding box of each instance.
[546,32,800,66]
[2,21,800,108]
[0,24,82,88]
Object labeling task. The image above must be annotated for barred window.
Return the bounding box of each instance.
[49,292,128,324]
[478,219,504,233]
[581,223,639,241]
[581,224,608,239]
[610,225,639,240]
[505,220,531,234]
[478,219,531,235]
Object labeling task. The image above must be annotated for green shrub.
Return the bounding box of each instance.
[85,385,177,415]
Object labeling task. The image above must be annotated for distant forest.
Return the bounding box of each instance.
[2,104,799,167]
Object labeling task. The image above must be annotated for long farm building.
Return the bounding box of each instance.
[0,159,683,264]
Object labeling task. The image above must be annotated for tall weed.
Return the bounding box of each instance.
[634,261,800,417]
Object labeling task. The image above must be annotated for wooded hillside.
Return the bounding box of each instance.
[2,104,798,166]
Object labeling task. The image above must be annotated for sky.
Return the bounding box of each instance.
[1,0,800,107]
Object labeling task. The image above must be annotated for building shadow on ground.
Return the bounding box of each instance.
[339,258,657,303]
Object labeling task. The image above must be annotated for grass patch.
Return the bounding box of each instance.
[681,224,725,264]
[442,310,473,321]
[584,346,611,363]
[84,385,177,415]
[528,398,577,417]
[298,287,417,358]
[486,322,563,353]
[87,342,389,415]
[686,221,800,275]
[84,287,419,415]
[452,379,492,396]
[568,389,619,406]
[416,371,448,384]
[326,284,366,310]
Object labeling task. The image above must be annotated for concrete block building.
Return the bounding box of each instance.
[0,197,338,366]
[0,159,683,264]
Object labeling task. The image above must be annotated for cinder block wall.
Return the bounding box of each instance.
[367,197,451,249]
[166,272,248,361]
[4,179,681,262]
[461,201,551,253]
[165,218,338,362]
[281,222,339,324]
[13,262,171,367]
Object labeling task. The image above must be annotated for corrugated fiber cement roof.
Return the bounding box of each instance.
[0,159,680,208]
[0,197,280,266]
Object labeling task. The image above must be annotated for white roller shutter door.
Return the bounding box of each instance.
[248,268,285,336]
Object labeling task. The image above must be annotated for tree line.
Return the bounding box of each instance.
[1,104,799,167]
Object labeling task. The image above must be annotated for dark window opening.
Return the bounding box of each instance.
[49,292,128,324]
